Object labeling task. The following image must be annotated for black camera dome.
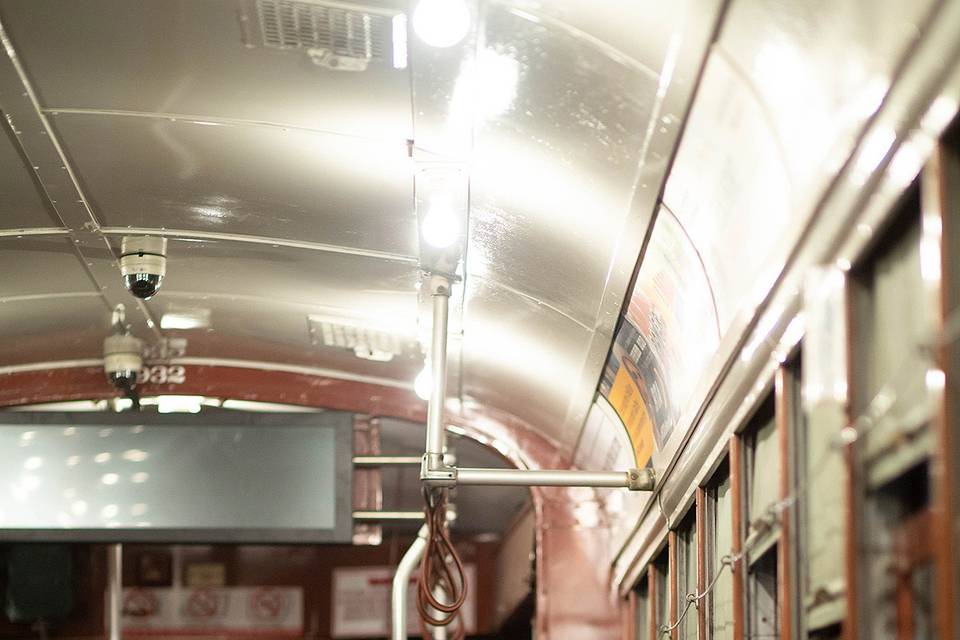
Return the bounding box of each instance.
[124,273,162,300]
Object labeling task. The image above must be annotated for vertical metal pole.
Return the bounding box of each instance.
[107,543,122,640]
[425,276,451,462]
[430,582,448,640]
[392,525,429,640]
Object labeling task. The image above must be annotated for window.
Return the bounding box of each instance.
[742,395,778,543]
[741,394,780,638]
[676,510,698,639]
[635,573,651,640]
[851,188,937,637]
[747,546,778,638]
[653,547,670,637]
[705,459,734,639]
[850,190,931,486]
[864,463,933,638]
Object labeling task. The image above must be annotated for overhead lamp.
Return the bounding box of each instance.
[414,364,432,401]
[412,0,470,48]
[421,197,460,249]
[156,395,204,414]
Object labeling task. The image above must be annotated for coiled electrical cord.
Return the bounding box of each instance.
[416,488,467,639]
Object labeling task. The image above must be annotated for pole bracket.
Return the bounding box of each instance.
[420,453,457,487]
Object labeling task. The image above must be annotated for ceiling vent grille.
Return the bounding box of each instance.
[255,0,390,70]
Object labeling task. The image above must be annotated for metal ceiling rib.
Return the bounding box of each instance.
[98,227,418,265]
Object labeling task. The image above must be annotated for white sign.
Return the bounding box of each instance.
[120,586,302,636]
[331,565,476,638]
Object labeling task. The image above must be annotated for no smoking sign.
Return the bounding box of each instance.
[248,588,289,622]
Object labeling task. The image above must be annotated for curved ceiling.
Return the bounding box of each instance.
[0,0,718,454]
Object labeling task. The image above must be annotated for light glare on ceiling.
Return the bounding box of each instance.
[160,309,211,330]
[412,0,470,48]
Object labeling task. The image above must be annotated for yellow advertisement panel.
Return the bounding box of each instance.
[607,366,655,468]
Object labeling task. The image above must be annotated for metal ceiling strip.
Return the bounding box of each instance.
[0,358,104,376]
[168,357,414,391]
[0,227,69,237]
[98,227,418,265]
[0,356,413,391]
[0,291,102,304]
[0,17,163,342]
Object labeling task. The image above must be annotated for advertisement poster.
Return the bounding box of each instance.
[331,565,477,638]
[600,208,720,464]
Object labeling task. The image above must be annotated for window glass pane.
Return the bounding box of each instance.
[677,512,697,639]
[863,216,928,425]
[635,577,650,640]
[746,546,778,638]
[707,463,734,639]
[653,550,670,636]
[744,397,778,529]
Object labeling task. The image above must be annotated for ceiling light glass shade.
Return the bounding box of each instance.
[413,0,470,48]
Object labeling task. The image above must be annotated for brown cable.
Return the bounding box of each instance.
[416,488,467,639]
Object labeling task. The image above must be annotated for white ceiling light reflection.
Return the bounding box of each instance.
[94,452,112,464]
[123,449,149,463]
[131,503,149,517]
[412,0,470,48]
[70,500,88,516]
[448,48,519,141]
[101,473,120,485]
[472,48,519,118]
[23,456,42,470]
[131,472,149,484]
[101,504,119,519]
[66,455,80,467]
[414,364,432,401]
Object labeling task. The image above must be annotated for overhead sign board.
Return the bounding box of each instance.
[0,411,352,543]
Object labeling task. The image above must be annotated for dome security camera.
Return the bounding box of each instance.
[103,331,143,392]
[120,236,167,300]
[103,304,143,402]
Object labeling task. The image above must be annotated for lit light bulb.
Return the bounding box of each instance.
[412,0,470,48]
[415,365,432,401]
[421,199,460,249]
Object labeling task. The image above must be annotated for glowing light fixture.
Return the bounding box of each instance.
[412,0,470,48]
[421,197,461,248]
[156,395,204,414]
[415,364,432,400]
